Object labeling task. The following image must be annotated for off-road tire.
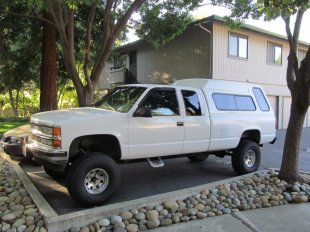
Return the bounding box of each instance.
[232,140,261,174]
[66,152,121,206]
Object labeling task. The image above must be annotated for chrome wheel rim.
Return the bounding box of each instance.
[84,168,109,194]
[244,150,256,168]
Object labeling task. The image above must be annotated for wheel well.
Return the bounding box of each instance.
[69,135,121,162]
[240,130,261,144]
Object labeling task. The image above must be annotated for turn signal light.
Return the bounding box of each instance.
[53,127,61,137]
[52,140,62,148]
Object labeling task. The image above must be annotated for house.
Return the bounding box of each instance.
[98,15,309,129]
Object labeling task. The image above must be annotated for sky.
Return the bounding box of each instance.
[127,4,310,43]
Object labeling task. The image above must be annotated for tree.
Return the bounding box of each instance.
[40,10,57,111]
[39,0,203,106]
[1,1,203,106]
[0,7,41,116]
[212,0,310,183]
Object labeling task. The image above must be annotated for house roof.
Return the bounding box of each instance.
[202,15,309,46]
[114,14,309,52]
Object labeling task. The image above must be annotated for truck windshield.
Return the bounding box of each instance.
[95,87,146,113]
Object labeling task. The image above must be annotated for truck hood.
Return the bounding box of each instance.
[30,107,120,126]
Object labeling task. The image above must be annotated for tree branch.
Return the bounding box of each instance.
[293,9,305,46]
[84,4,96,89]
[283,16,294,49]
[112,0,120,11]
[113,0,145,36]
[282,15,299,91]
[90,0,145,85]
[0,10,55,26]
[90,0,114,82]
[49,1,69,49]
[102,0,114,46]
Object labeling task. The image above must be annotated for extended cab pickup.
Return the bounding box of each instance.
[27,79,276,206]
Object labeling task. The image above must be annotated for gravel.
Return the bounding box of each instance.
[1,153,310,232]
[0,156,47,232]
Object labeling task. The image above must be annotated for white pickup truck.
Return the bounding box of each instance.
[27,79,276,206]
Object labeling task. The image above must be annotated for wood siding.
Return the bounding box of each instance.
[212,22,307,97]
[137,26,212,83]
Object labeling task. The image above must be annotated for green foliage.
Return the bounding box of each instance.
[136,10,192,48]
[137,0,202,48]
[0,2,42,116]
[212,0,310,22]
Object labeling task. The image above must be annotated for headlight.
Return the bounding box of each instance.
[9,136,23,144]
[41,126,53,135]
[30,123,62,148]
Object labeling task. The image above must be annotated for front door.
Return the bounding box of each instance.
[128,87,184,159]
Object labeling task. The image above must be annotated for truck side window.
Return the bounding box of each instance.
[213,94,236,110]
[141,88,180,116]
[213,93,255,111]
[181,90,202,116]
[235,96,256,111]
[253,87,270,111]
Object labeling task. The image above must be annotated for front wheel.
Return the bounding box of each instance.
[66,152,121,206]
[232,140,261,174]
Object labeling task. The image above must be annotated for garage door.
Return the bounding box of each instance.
[306,109,310,127]
[267,96,278,129]
[282,97,291,129]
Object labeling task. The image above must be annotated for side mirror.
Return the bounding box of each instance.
[133,106,152,117]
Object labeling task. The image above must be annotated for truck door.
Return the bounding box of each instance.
[180,90,211,154]
[128,87,184,159]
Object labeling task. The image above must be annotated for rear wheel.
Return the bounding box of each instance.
[232,140,261,174]
[188,153,209,162]
[66,152,121,206]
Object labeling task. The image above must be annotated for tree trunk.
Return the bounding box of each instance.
[8,89,18,117]
[278,95,308,183]
[40,11,57,112]
[0,100,4,117]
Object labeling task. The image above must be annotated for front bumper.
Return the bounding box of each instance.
[1,141,25,159]
[26,142,68,171]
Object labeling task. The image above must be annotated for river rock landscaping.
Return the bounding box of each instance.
[0,156,47,232]
[75,170,310,232]
[0,153,310,232]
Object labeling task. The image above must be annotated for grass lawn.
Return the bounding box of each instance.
[0,121,28,137]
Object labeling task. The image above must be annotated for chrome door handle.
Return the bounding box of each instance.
[177,122,184,126]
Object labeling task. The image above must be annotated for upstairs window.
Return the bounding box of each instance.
[228,32,248,59]
[113,55,125,69]
[267,42,282,65]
